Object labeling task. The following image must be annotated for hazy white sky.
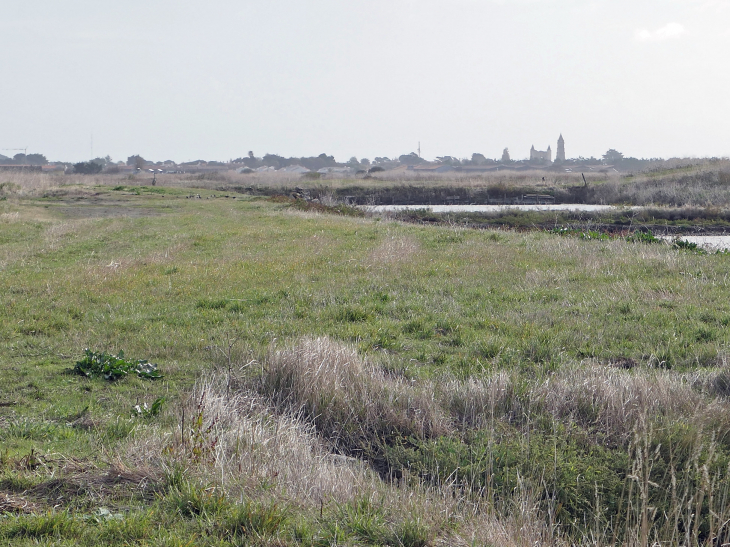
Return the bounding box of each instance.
[2,0,729,163]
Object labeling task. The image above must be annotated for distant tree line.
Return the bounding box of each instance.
[0,148,694,174]
[231,152,341,171]
[0,153,47,165]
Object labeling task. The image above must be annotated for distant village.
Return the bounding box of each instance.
[0,136,664,175]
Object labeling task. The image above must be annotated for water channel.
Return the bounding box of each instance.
[364,204,730,251]
[365,204,630,213]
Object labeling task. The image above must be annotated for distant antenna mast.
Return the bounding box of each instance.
[90,133,93,160]
[418,141,421,158]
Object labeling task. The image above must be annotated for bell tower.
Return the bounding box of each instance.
[556,134,566,163]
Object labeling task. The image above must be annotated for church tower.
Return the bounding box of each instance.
[556,134,566,163]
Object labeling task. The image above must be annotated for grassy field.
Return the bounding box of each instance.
[2,178,730,545]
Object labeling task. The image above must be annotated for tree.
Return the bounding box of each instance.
[398,152,425,165]
[471,153,488,165]
[127,155,147,168]
[436,156,460,166]
[300,153,338,171]
[262,154,287,169]
[602,149,624,164]
[25,153,47,165]
[360,158,371,167]
[501,148,511,162]
[73,161,103,174]
[91,157,109,167]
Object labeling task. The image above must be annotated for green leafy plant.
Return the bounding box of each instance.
[627,230,660,244]
[672,238,706,253]
[132,397,166,418]
[74,349,162,381]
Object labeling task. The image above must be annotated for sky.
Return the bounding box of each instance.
[1,0,729,163]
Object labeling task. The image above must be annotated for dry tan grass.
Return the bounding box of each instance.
[124,376,378,505]
[259,336,450,450]
[439,372,516,430]
[537,363,730,444]
[373,168,616,188]
[120,368,583,545]
[0,172,64,195]
[116,335,730,545]
[0,211,20,223]
[441,489,573,547]
[43,219,98,252]
[366,232,421,266]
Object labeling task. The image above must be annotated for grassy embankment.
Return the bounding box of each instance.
[1,179,730,545]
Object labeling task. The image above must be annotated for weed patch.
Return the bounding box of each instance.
[74,349,161,380]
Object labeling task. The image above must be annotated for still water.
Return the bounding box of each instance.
[365,205,730,251]
[365,204,634,213]
[659,235,730,251]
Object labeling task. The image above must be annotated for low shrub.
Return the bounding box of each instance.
[74,349,162,380]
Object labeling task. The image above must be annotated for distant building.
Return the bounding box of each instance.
[317,166,354,175]
[279,164,310,174]
[528,135,566,164]
[556,134,566,162]
[530,145,552,163]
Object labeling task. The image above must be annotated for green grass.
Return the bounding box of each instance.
[2,183,730,544]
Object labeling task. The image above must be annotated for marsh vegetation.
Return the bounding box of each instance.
[1,168,730,545]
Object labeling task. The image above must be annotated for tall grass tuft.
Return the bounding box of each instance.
[258,336,450,456]
[125,374,379,506]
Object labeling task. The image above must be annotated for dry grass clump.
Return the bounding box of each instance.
[367,233,421,266]
[125,368,576,545]
[120,372,490,544]
[697,368,730,399]
[117,337,730,545]
[258,337,450,455]
[0,211,21,223]
[440,488,572,547]
[536,364,730,444]
[438,372,517,430]
[434,359,730,447]
[125,376,377,506]
[0,172,64,196]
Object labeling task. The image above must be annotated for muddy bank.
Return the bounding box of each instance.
[224,183,591,205]
[388,208,730,236]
